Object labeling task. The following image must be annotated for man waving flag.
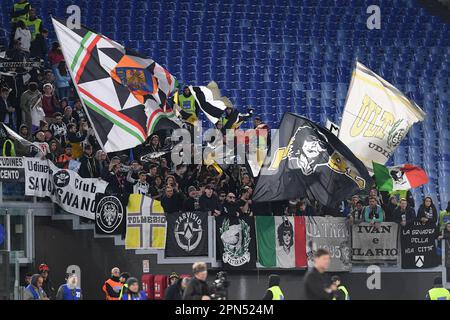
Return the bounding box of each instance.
[52,18,180,153]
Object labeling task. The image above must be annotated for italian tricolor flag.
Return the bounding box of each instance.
[255,216,307,268]
[373,162,429,191]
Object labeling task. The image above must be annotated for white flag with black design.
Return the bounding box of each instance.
[189,85,227,124]
[338,62,425,171]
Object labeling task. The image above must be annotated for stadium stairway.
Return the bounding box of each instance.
[0,0,449,208]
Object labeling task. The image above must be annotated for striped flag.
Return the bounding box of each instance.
[255,216,307,268]
[52,18,180,153]
[125,194,167,250]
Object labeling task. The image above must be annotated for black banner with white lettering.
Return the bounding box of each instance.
[95,193,128,236]
[165,211,209,257]
[400,221,439,269]
[216,216,257,270]
[0,157,24,182]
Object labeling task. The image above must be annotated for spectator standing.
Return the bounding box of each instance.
[296,200,315,216]
[34,131,50,156]
[238,186,253,216]
[30,28,48,60]
[439,201,450,232]
[54,61,71,99]
[56,274,82,300]
[417,197,438,225]
[62,104,76,125]
[363,196,385,224]
[49,112,67,144]
[72,99,86,122]
[132,171,151,195]
[23,274,48,300]
[384,196,398,222]
[78,145,99,178]
[393,198,416,226]
[66,122,87,159]
[14,20,31,53]
[20,82,41,131]
[199,185,220,215]
[161,186,184,214]
[0,87,17,131]
[183,186,199,211]
[221,192,239,217]
[56,143,73,169]
[48,42,64,67]
[41,83,59,118]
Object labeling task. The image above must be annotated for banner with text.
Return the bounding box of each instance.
[306,217,352,272]
[0,157,24,182]
[400,222,439,269]
[24,158,108,219]
[352,222,399,263]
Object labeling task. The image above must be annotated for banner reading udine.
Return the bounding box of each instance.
[24,158,108,219]
[306,217,352,272]
[338,62,425,171]
[125,194,167,250]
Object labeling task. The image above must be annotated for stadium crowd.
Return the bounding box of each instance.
[1,1,450,232]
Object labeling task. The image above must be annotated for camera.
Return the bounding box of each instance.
[210,271,229,300]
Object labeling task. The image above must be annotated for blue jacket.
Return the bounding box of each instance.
[57,284,82,300]
[122,291,147,300]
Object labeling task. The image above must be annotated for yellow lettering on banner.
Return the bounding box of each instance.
[364,103,382,138]
[375,111,395,139]
[328,152,366,189]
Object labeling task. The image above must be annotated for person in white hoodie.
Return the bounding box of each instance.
[14,20,31,53]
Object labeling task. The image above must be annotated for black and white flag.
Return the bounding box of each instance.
[95,193,128,235]
[189,85,227,124]
[165,211,209,257]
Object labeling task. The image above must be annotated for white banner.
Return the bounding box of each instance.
[338,62,425,170]
[24,158,108,219]
[352,222,399,262]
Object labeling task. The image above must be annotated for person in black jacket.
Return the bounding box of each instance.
[417,196,438,225]
[393,198,416,226]
[161,186,184,214]
[30,28,48,60]
[165,277,190,300]
[303,249,335,300]
[78,145,99,178]
[199,185,220,215]
[183,262,210,300]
